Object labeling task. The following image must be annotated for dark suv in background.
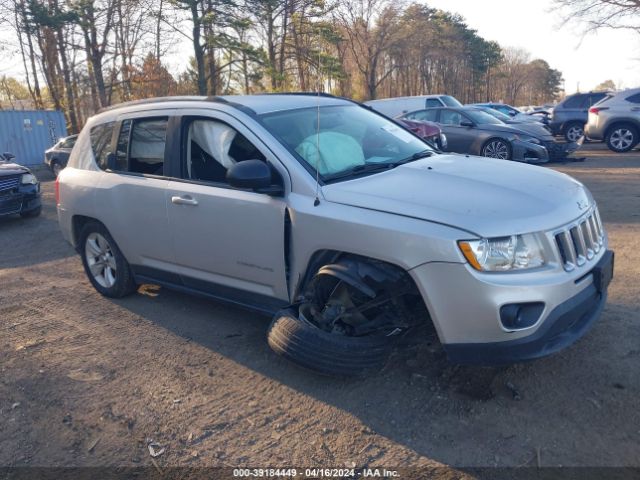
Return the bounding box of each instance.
[549,91,609,142]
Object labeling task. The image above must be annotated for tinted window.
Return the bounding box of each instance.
[184,119,266,184]
[588,93,607,106]
[563,95,586,109]
[60,136,77,149]
[128,118,168,175]
[626,93,640,104]
[406,109,438,122]
[425,98,442,108]
[467,109,504,125]
[440,110,463,125]
[90,122,115,170]
[441,96,463,107]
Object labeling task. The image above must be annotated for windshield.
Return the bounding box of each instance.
[465,109,505,125]
[259,105,434,181]
[441,96,463,107]
[481,108,512,122]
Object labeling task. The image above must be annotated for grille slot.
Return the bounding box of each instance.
[0,175,20,192]
[554,207,604,272]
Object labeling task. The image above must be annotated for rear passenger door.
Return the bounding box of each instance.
[165,112,289,310]
[94,115,176,278]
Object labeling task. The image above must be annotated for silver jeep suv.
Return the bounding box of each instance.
[56,94,614,376]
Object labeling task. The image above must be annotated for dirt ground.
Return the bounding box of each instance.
[1,143,639,478]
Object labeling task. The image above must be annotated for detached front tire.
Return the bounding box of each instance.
[79,222,137,298]
[267,308,395,377]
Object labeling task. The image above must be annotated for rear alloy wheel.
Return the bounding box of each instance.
[482,139,511,160]
[564,123,584,143]
[79,222,137,298]
[606,124,637,153]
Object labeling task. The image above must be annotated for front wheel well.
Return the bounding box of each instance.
[295,250,433,328]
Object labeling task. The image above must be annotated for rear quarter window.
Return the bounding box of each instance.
[625,93,640,104]
[562,95,585,108]
[90,122,116,170]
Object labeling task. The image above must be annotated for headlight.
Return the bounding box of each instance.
[458,234,545,271]
[21,173,38,185]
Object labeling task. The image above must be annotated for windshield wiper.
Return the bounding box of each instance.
[323,150,434,182]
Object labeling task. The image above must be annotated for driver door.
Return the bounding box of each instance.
[438,110,476,153]
[166,112,290,311]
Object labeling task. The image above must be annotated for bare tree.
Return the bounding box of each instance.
[553,0,640,33]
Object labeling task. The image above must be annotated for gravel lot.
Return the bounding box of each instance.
[1,143,639,477]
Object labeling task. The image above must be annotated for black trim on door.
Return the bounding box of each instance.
[131,265,288,316]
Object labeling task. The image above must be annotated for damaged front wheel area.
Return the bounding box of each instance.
[267,258,428,377]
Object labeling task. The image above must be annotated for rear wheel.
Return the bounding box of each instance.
[79,222,137,298]
[481,138,511,160]
[606,124,638,153]
[564,122,584,143]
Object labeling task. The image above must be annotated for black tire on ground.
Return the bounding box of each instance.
[481,138,512,160]
[79,221,137,298]
[20,206,42,218]
[563,122,584,143]
[605,123,638,153]
[51,160,63,177]
[267,309,395,377]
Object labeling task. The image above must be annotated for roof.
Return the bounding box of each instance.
[97,93,353,116]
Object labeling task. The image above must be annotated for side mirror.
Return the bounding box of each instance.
[509,111,517,117]
[3,152,15,160]
[105,152,117,170]
[460,121,474,128]
[227,160,279,194]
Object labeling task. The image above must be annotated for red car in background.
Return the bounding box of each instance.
[396,118,447,150]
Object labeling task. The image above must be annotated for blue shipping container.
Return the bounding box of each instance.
[0,110,68,166]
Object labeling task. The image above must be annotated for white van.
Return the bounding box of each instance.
[365,95,462,118]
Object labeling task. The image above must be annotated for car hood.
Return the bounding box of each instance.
[0,161,29,176]
[322,154,592,238]
[477,122,552,140]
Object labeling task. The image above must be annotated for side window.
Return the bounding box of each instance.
[184,119,266,184]
[589,93,607,106]
[625,93,640,104]
[563,95,586,109]
[90,122,115,170]
[407,110,438,122]
[128,118,168,175]
[61,137,76,149]
[440,110,462,126]
[425,98,441,108]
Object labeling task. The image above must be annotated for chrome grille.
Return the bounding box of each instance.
[554,207,604,271]
[0,175,20,192]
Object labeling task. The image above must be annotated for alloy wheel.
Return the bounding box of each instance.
[566,125,584,142]
[610,128,634,151]
[85,232,117,288]
[483,140,509,159]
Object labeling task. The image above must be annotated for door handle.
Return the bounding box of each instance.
[171,195,198,206]
[631,107,640,112]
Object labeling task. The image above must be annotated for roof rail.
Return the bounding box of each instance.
[97,96,208,113]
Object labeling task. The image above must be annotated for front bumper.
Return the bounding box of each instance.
[409,249,613,365]
[542,139,582,161]
[511,140,549,164]
[0,184,41,217]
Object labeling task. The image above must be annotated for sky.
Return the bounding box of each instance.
[425,0,640,93]
[1,0,639,95]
